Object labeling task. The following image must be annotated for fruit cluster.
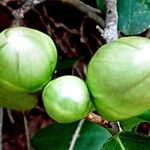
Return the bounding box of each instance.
[0,27,150,123]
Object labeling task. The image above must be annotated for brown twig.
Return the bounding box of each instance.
[86,113,119,134]
[11,0,104,28]
[12,0,45,19]
[0,1,13,12]
[86,113,110,128]
[59,0,105,27]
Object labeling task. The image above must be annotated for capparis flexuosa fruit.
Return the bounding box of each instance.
[87,37,150,121]
[42,75,93,123]
[0,27,57,110]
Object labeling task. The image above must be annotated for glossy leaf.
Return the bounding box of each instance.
[102,132,150,150]
[31,121,111,150]
[56,57,78,73]
[138,110,150,121]
[96,0,106,12]
[96,0,150,35]
[118,0,150,35]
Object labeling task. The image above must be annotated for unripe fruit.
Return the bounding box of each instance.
[87,37,150,121]
[0,27,57,110]
[42,75,93,123]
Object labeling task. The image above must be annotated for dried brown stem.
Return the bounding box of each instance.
[86,113,119,134]
[11,0,104,28]
[12,0,45,19]
[0,1,13,12]
[86,113,110,128]
[59,0,105,27]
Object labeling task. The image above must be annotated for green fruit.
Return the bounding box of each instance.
[42,75,93,123]
[0,27,57,110]
[87,37,150,121]
[0,27,57,92]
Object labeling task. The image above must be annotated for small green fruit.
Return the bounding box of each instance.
[87,37,150,121]
[0,27,57,110]
[42,75,93,123]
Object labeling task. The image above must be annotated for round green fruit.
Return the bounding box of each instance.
[0,27,57,92]
[87,37,150,121]
[0,27,57,110]
[42,75,93,123]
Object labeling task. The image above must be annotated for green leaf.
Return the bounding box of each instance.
[74,122,111,150]
[31,121,111,150]
[56,57,78,72]
[96,0,106,12]
[118,0,150,35]
[96,0,150,35]
[138,110,150,121]
[102,132,150,150]
[120,117,145,131]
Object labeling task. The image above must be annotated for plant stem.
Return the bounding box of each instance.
[0,108,3,150]
[11,0,104,27]
[86,112,110,128]
[7,109,15,124]
[97,0,118,42]
[23,113,30,150]
[59,0,105,27]
[12,0,45,19]
[69,119,85,150]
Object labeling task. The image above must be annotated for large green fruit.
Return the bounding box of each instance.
[0,27,57,110]
[87,37,150,121]
[42,75,93,123]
